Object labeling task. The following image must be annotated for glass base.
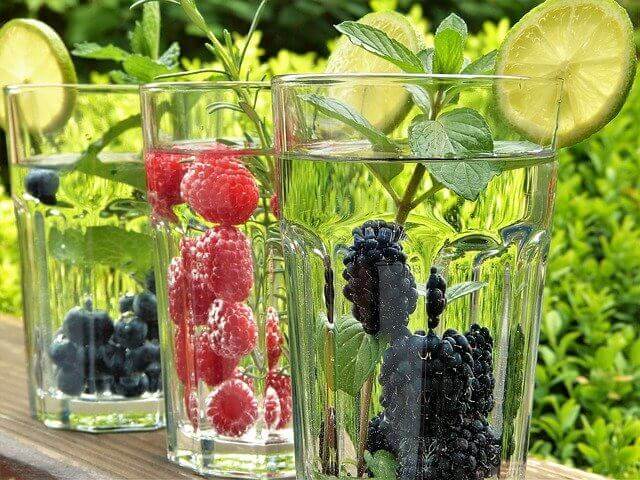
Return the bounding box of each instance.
[168,425,295,479]
[35,390,164,432]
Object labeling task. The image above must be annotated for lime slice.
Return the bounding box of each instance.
[0,19,77,132]
[325,11,424,132]
[495,0,637,148]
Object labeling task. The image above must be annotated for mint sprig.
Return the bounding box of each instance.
[433,13,467,74]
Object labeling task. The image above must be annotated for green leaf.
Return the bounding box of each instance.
[446,281,487,302]
[417,48,434,73]
[75,115,146,190]
[158,42,181,69]
[49,226,153,276]
[406,85,432,115]
[365,450,398,479]
[130,2,160,59]
[122,54,172,82]
[433,13,467,74]
[409,108,497,201]
[109,70,139,85]
[461,50,497,75]
[72,42,129,61]
[334,316,386,397]
[368,163,403,183]
[301,94,398,153]
[335,21,424,73]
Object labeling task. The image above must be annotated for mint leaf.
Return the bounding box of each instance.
[334,316,386,397]
[158,42,181,69]
[417,48,434,73]
[406,85,432,115]
[365,450,398,479]
[301,94,399,153]
[368,163,403,183]
[130,2,160,59]
[75,114,146,190]
[433,13,467,74]
[72,42,129,61]
[446,281,487,302]
[462,50,498,75]
[335,21,424,73]
[410,108,497,200]
[109,70,139,85]
[123,54,172,82]
[49,226,153,276]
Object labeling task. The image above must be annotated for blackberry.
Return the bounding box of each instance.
[425,267,447,330]
[366,413,394,454]
[465,324,495,417]
[343,220,418,337]
[25,169,59,205]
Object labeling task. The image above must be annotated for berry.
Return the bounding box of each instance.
[270,193,280,219]
[233,369,254,390]
[145,362,162,392]
[125,341,159,372]
[25,169,59,205]
[192,226,253,303]
[266,307,283,369]
[99,342,128,376]
[264,386,281,430]
[266,371,292,429]
[115,373,150,397]
[168,255,189,325]
[209,300,257,359]
[366,413,393,454]
[112,317,148,349]
[119,294,135,313]
[426,267,447,329]
[206,379,258,437]
[84,374,114,395]
[184,389,200,427]
[343,220,418,337]
[56,367,84,395]
[465,324,495,417]
[48,338,82,369]
[145,149,187,220]
[89,311,114,345]
[62,307,92,345]
[180,149,259,225]
[133,292,157,324]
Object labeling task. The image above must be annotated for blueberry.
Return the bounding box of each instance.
[145,362,161,392]
[112,318,148,349]
[98,342,127,376]
[84,374,114,395]
[56,367,84,395]
[118,294,135,313]
[62,307,92,345]
[48,338,82,369]
[145,271,156,294]
[146,322,159,341]
[114,373,149,397]
[89,311,114,345]
[25,169,59,205]
[133,293,157,324]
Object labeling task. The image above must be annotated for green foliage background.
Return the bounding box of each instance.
[1,1,640,478]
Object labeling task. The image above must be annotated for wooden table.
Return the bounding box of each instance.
[0,315,606,480]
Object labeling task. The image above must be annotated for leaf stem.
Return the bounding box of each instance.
[357,377,374,477]
[367,165,400,205]
[395,164,427,224]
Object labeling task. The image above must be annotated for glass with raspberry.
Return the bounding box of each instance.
[272,75,563,479]
[141,82,294,478]
[5,85,163,431]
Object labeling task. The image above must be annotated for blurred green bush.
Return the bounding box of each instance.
[0,1,639,477]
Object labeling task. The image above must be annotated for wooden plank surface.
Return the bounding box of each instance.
[0,315,607,480]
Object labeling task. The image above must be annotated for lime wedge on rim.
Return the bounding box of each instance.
[495,0,637,148]
[0,19,77,132]
[325,11,424,133]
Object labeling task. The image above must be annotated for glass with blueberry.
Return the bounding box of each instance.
[272,74,562,479]
[140,82,294,478]
[6,85,163,432]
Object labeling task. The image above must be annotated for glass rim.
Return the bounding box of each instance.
[272,72,563,87]
[3,83,140,95]
[140,80,270,93]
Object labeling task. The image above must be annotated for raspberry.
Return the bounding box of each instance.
[266,307,283,369]
[192,226,254,303]
[184,389,200,427]
[174,326,238,386]
[168,255,188,325]
[264,386,281,430]
[180,147,259,225]
[266,371,293,429]
[209,300,257,359]
[233,369,254,390]
[270,193,280,219]
[206,379,258,437]
[178,235,218,326]
[145,149,187,220]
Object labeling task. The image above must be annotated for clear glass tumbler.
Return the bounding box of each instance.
[140,82,294,478]
[272,74,563,480]
[5,84,163,431]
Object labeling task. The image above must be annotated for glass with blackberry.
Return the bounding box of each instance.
[140,82,294,479]
[5,84,163,431]
[272,74,563,479]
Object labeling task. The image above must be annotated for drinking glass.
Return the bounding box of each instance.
[140,81,294,479]
[5,84,163,432]
[272,73,563,480]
